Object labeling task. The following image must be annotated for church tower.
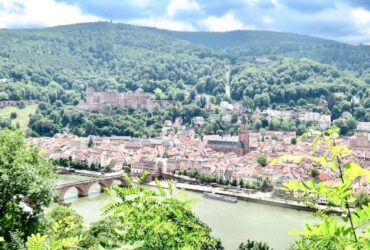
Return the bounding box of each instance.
[238,122,250,155]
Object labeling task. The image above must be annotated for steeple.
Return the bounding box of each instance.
[238,117,250,154]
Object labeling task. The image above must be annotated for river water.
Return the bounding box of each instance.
[57,174,317,250]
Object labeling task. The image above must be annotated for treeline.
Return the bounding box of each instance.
[231,58,370,121]
[178,170,273,192]
[52,157,102,172]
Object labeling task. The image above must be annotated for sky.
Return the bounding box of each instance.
[0,0,370,44]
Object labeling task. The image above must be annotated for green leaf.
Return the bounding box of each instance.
[343,162,370,182]
[330,145,352,159]
[269,155,303,165]
[26,233,48,250]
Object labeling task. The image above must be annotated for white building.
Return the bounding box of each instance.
[357,122,370,132]
[220,101,234,110]
[298,112,331,129]
[264,108,294,121]
[191,116,205,126]
[221,114,233,124]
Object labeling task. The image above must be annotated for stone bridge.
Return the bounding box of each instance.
[57,173,182,202]
[57,175,128,202]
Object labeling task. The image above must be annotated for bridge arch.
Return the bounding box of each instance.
[59,185,82,202]
[57,175,132,202]
[58,181,96,202]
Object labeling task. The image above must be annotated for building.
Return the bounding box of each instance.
[356,122,370,133]
[221,114,232,124]
[349,134,370,149]
[79,88,172,112]
[220,101,233,110]
[206,123,250,156]
[191,116,205,126]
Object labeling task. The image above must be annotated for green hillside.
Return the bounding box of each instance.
[158,29,370,74]
[0,22,368,137]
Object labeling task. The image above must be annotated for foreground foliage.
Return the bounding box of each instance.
[25,174,224,249]
[272,128,370,249]
[237,240,273,250]
[85,174,223,249]
[0,129,56,249]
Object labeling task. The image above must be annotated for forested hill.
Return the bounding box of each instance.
[159,29,332,48]
[1,22,369,81]
[0,21,369,92]
[0,22,369,137]
[0,22,230,93]
[158,29,370,73]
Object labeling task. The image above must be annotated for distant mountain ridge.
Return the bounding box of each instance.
[50,22,370,73]
[0,21,369,91]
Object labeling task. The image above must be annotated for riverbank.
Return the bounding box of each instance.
[58,173,318,250]
[147,181,343,214]
[56,170,344,214]
[57,166,123,177]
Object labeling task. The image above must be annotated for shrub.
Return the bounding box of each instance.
[10,111,17,119]
[256,155,268,167]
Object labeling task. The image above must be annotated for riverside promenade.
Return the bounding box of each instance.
[147,181,344,214]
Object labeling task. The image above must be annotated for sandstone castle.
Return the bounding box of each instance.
[79,88,172,112]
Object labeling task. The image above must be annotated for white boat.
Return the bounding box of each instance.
[203,192,238,203]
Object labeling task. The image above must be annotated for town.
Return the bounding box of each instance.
[2,2,370,248]
[30,117,370,201]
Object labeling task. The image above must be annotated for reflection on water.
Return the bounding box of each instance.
[58,174,317,250]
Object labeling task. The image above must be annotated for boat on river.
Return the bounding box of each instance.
[203,192,238,203]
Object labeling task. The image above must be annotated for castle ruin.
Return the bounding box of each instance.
[79,88,171,112]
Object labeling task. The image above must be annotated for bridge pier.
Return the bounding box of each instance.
[99,179,113,192]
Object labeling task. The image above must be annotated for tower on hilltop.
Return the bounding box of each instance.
[238,121,250,155]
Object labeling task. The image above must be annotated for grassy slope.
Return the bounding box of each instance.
[0,104,37,130]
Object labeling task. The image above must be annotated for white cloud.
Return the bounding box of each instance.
[0,0,101,28]
[351,8,370,24]
[350,8,370,43]
[200,11,253,32]
[135,0,151,8]
[262,16,273,24]
[166,0,201,17]
[129,17,195,31]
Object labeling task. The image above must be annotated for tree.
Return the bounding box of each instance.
[254,120,262,131]
[296,124,306,136]
[297,98,307,106]
[231,178,238,186]
[25,205,85,250]
[256,155,268,167]
[291,137,297,145]
[85,174,223,249]
[271,128,370,249]
[260,179,272,192]
[238,240,273,250]
[87,136,94,148]
[310,167,320,178]
[354,192,370,208]
[10,112,17,120]
[0,129,56,249]
[239,178,244,188]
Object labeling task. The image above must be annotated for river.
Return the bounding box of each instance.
[57,174,317,250]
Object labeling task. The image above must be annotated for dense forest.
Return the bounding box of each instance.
[0,22,369,137]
